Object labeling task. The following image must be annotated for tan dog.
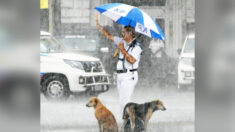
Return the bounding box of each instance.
[86,97,118,132]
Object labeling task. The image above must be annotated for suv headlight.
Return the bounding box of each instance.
[180,58,192,66]
[64,59,84,70]
[79,76,85,84]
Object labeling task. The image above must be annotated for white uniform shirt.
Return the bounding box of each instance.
[114,36,142,70]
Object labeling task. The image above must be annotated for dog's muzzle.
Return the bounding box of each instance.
[163,107,166,111]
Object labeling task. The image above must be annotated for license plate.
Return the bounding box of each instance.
[185,72,191,77]
[95,85,103,91]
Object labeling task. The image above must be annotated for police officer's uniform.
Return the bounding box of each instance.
[113,36,142,114]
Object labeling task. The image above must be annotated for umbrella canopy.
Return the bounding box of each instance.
[94,3,166,40]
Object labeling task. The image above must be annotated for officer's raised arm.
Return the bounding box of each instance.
[95,13,114,42]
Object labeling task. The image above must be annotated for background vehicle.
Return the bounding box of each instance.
[40,31,110,99]
[57,35,117,85]
[177,34,195,89]
[57,35,101,56]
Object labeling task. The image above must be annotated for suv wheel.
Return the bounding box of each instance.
[43,75,70,99]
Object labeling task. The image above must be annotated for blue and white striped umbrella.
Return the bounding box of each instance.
[94,3,166,40]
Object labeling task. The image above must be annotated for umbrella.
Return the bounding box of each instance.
[94,3,166,40]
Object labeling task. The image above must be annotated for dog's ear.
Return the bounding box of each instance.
[155,100,160,104]
[94,98,98,105]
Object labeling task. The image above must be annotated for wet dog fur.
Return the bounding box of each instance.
[86,97,118,132]
[122,100,166,132]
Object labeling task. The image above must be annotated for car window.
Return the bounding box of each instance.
[183,38,195,53]
[60,38,98,52]
[40,36,63,53]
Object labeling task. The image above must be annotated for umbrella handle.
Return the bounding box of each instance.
[113,49,119,58]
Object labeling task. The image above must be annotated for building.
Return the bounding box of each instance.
[42,0,195,58]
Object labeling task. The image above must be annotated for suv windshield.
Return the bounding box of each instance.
[59,38,98,52]
[40,36,63,53]
[184,38,195,53]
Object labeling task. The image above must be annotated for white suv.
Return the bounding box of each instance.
[40,31,110,99]
[178,34,195,89]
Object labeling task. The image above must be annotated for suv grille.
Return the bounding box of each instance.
[83,76,108,84]
[94,76,108,83]
[81,61,103,72]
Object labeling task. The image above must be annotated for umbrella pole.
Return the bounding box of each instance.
[113,49,119,58]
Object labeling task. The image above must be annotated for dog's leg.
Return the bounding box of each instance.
[101,124,104,132]
[121,119,128,132]
[144,120,149,132]
[130,117,135,132]
[114,125,119,132]
[122,106,129,132]
[144,117,152,132]
[136,117,145,132]
[144,108,153,132]
[98,121,101,132]
[98,120,104,132]
[128,108,135,132]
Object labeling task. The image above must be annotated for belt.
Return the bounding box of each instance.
[118,58,124,61]
[116,69,137,73]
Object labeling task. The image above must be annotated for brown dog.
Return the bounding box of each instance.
[86,97,118,132]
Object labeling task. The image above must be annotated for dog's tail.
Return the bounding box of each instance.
[122,105,129,120]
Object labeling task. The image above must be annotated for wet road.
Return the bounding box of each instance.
[41,85,194,132]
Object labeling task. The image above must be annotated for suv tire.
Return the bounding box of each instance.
[43,75,70,99]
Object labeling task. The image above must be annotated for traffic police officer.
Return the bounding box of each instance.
[95,14,142,114]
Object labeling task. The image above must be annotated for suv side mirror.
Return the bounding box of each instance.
[177,48,182,55]
[100,47,109,53]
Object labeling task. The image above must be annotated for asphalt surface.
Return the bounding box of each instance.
[41,85,194,132]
